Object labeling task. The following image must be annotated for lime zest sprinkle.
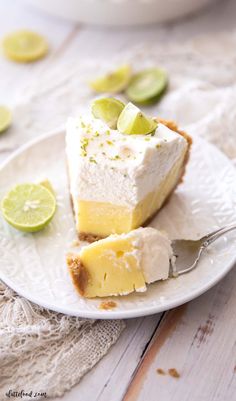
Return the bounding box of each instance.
[89,156,97,164]
[81,137,89,156]
[110,154,121,161]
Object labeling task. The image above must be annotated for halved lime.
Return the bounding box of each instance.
[91,97,125,129]
[126,68,168,104]
[89,65,132,93]
[2,30,48,63]
[117,102,157,135]
[1,183,56,232]
[0,106,12,133]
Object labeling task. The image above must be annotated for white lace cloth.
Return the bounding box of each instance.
[0,283,125,399]
[1,29,236,400]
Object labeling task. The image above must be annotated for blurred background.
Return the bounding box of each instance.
[1,0,235,99]
[0,0,236,153]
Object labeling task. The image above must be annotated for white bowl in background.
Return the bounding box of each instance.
[24,0,217,27]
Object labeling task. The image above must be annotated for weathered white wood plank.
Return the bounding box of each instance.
[52,314,162,401]
[0,151,11,164]
[123,268,236,401]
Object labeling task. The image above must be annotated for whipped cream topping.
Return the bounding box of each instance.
[66,113,188,207]
[134,227,172,283]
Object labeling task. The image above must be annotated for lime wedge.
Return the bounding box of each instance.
[89,65,131,93]
[39,179,55,196]
[117,102,157,135]
[1,183,56,232]
[2,30,48,63]
[0,106,12,133]
[91,97,125,129]
[126,68,168,104]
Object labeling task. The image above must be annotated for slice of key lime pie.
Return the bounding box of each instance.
[67,227,172,298]
[66,99,191,241]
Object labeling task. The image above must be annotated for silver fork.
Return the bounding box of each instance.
[170,224,236,277]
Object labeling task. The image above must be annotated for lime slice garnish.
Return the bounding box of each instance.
[39,179,55,196]
[126,68,168,104]
[1,183,56,232]
[0,106,12,133]
[2,30,48,63]
[91,97,125,129]
[89,64,132,93]
[117,102,157,135]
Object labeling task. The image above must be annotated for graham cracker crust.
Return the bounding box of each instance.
[66,254,89,296]
[79,232,104,242]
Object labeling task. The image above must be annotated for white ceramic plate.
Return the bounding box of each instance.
[1,130,236,319]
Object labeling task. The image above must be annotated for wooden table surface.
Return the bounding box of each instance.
[0,1,236,400]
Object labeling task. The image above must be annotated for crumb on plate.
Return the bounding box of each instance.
[99,301,117,310]
[168,368,180,378]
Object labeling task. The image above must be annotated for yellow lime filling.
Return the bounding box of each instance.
[76,154,184,237]
[79,235,145,297]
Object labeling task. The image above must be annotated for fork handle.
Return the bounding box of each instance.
[202,223,236,247]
